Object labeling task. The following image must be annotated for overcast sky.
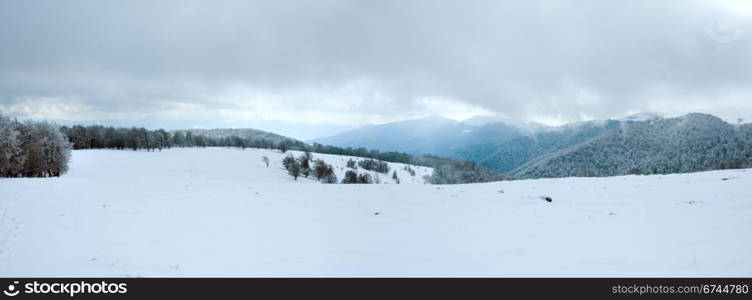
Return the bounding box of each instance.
[1,0,751,138]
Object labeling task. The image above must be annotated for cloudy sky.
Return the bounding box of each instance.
[1,0,751,139]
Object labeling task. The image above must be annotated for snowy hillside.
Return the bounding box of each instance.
[1,148,751,276]
[512,114,752,179]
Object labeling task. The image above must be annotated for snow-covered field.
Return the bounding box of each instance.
[1,148,750,277]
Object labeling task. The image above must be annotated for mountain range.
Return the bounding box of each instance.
[311,113,752,179]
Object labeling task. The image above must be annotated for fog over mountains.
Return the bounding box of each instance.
[312,113,752,179]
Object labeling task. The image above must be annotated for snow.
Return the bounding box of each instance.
[1,148,751,277]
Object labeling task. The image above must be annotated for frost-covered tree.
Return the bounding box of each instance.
[262,156,270,167]
[1,117,72,178]
[29,122,72,177]
[392,170,400,184]
[171,131,186,147]
[0,115,25,177]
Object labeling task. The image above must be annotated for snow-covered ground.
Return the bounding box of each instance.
[0,148,750,277]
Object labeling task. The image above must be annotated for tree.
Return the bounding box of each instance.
[0,115,24,177]
[321,172,338,183]
[288,160,301,180]
[32,122,72,177]
[278,141,288,153]
[312,159,337,183]
[299,155,311,177]
[346,158,357,169]
[194,135,207,148]
[342,170,358,184]
[4,119,72,178]
[45,124,73,176]
[282,154,295,170]
[154,129,171,150]
[357,173,372,184]
[403,165,416,177]
[303,150,312,162]
[392,170,400,184]
[172,131,186,146]
[312,159,331,180]
[357,158,390,174]
[262,156,270,167]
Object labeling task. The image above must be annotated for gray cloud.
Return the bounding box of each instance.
[1,0,751,130]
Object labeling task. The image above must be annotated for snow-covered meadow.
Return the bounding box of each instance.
[0,148,750,277]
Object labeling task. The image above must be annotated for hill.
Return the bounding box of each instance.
[511,114,752,178]
[312,113,752,180]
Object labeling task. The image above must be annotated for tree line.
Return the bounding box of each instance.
[59,125,286,151]
[0,115,72,177]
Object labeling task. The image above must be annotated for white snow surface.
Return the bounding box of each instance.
[0,148,750,277]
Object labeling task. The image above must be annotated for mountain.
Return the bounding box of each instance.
[311,115,552,155]
[310,115,456,153]
[311,114,614,172]
[312,113,752,179]
[235,120,355,141]
[453,120,622,173]
[511,113,752,179]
